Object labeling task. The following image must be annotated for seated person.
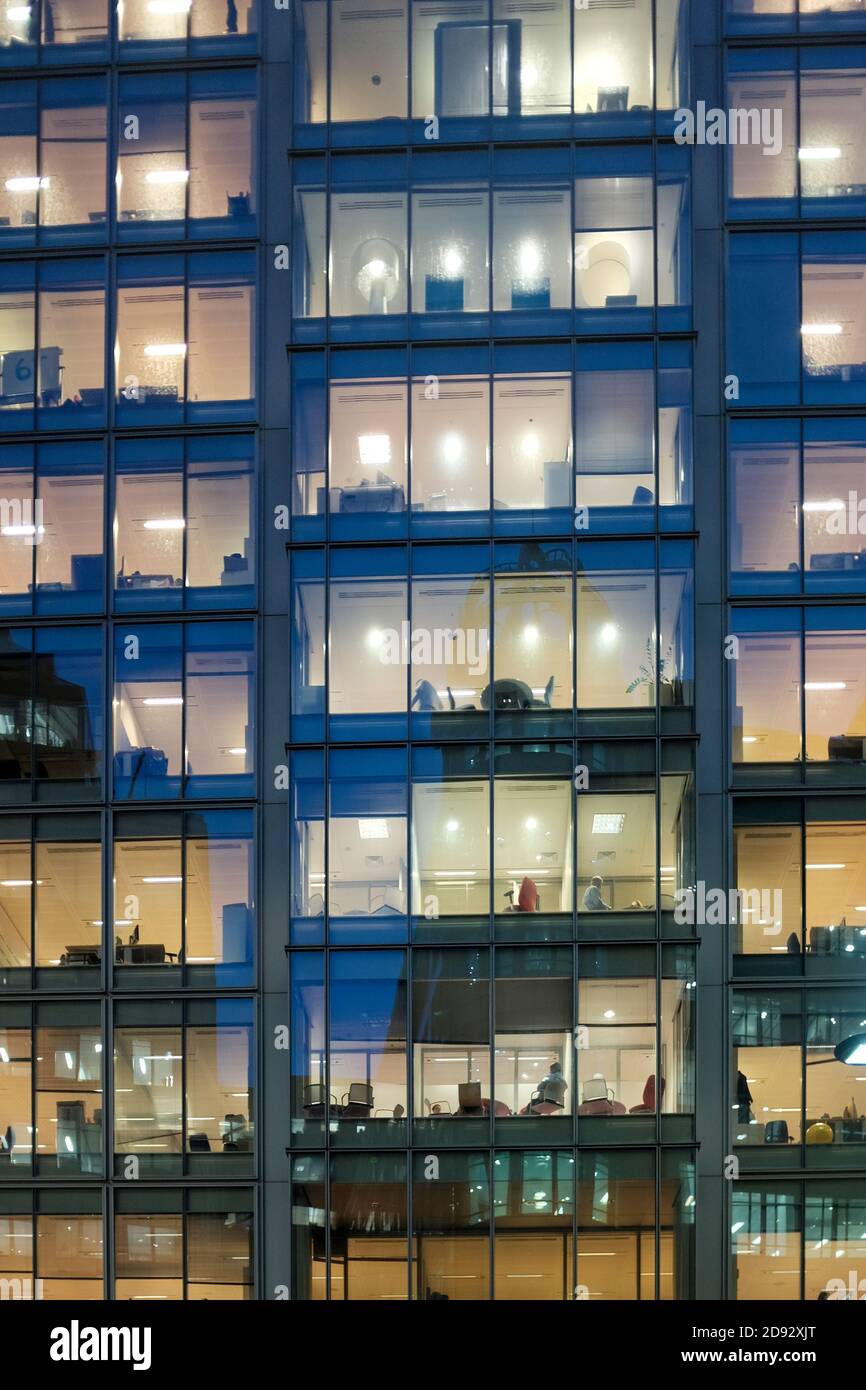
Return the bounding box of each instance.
[582,875,612,911]
[522,1060,568,1115]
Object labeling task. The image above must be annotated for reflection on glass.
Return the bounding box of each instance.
[35,1018,102,1173]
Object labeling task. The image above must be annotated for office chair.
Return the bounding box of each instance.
[188,1132,212,1152]
[303,1083,337,1119]
[340,1082,374,1118]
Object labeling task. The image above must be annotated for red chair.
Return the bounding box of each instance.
[630,1074,665,1114]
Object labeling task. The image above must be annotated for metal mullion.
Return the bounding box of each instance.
[181,810,188,984]
[487,0,493,124]
[105,1172,114,1298]
[184,72,191,229]
[487,938,495,1300]
[181,998,189,1177]
[654,935,662,1302]
[571,937,578,1298]
[182,1186,190,1300]
[182,253,190,418]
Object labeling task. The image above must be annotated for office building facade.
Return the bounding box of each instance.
[0,0,864,1303]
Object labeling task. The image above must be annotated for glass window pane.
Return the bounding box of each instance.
[118,77,187,233]
[805,612,866,763]
[732,612,802,763]
[412,374,489,514]
[188,73,256,232]
[731,1184,801,1300]
[734,818,802,955]
[40,79,107,236]
[801,60,866,207]
[493,777,572,913]
[494,566,573,709]
[330,191,408,317]
[493,183,570,311]
[185,620,255,792]
[331,0,407,122]
[573,0,652,115]
[330,951,407,1121]
[0,1024,31,1167]
[412,0,489,120]
[732,991,802,1146]
[578,792,655,914]
[493,373,571,512]
[411,182,489,314]
[35,837,101,969]
[187,252,255,413]
[115,1211,183,1300]
[114,831,182,965]
[329,376,407,510]
[114,1022,183,1169]
[493,1151,573,1300]
[113,623,182,799]
[413,1150,490,1299]
[330,1154,407,1301]
[186,1011,254,1158]
[805,1185,866,1298]
[36,441,104,613]
[38,1212,103,1299]
[34,626,103,794]
[328,577,407,718]
[36,1012,102,1174]
[576,544,655,712]
[38,260,105,417]
[577,1150,655,1300]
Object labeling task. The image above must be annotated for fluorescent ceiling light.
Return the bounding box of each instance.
[358,433,390,467]
[524,817,538,831]
[806,863,846,870]
[0,879,38,887]
[142,696,182,706]
[143,876,182,884]
[600,622,618,645]
[145,169,189,185]
[804,681,846,691]
[603,1009,616,1019]
[802,499,844,512]
[2,525,43,536]
[445,819,459,833]
[358,819,389,839]
[592,813,625,834]
[442,247,463,277]
[798,147,841,160]
[143,518,185,530]
[801,323,842,336]
[741,735,759,744]
[522,624,539,644]
[226,747,246,756]
[144,343,187,358]
[5,176,48,192]
[6,7,32,20]
[442,432,463,463]
[518,239,541,279]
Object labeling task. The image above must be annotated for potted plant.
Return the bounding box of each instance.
[626,638,677,706]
